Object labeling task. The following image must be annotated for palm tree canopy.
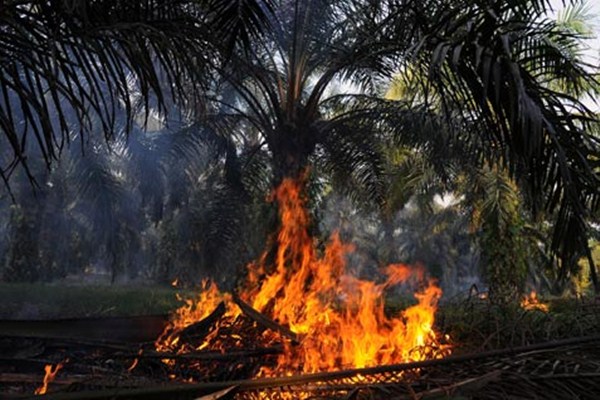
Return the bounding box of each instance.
[1,0,599,276]
[404,0,600,266]
[0,0,274,187]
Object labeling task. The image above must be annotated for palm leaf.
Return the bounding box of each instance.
[405,0,600,273]
[0,0,277,188]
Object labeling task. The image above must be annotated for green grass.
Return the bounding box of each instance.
[0,283,194,319]
[437,296,600,353]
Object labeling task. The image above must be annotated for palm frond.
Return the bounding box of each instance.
[557,1,596,37]
[406,0,600,269]
[1,0,274,187]
[72,147,125,238]
[208,0,275,56]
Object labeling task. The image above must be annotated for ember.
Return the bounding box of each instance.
[156,177,451,377]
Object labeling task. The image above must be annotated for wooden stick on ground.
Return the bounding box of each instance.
[391,370,502,399]
[195,386,238,400]
[111,346,285,362]
[0,373,152,387]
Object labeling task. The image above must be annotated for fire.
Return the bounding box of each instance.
[155,280,240,354]
[157,177,450,376]
[34,360,66,395]
[521,291,549,312]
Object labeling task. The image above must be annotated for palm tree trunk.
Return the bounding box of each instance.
[381,217,398,264]
[584,245,599,294]
[268,128,316,187]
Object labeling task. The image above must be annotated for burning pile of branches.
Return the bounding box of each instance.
[3,331,600,399]
[521,291,549,312]
[155,178,451,378]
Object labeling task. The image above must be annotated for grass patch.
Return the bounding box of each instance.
[0,283,194,319]
[437,296,600,353]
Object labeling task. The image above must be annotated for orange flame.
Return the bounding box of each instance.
[156,177,450,376]
[34,360,66,395]
[155,280,240,354]
[521,291,549,312]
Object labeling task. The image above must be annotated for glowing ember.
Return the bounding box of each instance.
[521,291,549,312]
[127,349,144,372]
[156,177,450,376]
[34,360,66,395]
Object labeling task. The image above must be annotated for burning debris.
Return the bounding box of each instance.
[4,333,600,399]
[521,291,549,312]
[156,178,451,378]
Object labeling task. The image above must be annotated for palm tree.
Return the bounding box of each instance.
[1,0,598,289]
[209,1,392,191]
[402,0,600,288]
[379,1,600,295]
[0,0,274,188]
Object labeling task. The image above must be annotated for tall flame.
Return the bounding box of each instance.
[241,178,448,373]
[157,177,450,375]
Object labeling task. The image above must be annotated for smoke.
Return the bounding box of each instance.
[318,193,483,297]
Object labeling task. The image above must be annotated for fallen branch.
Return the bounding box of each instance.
[0,335,136,352]
[391,371,502,399]
[0,373,83,385]
[111,346,284,362]
[231,294,298,344]
[531,372,600,380]
[195,386,238,400]
[179,302,226,341]
[0,373,153,389]
[0,315,167,343]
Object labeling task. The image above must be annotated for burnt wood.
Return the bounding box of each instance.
[179,302,226,341]
[231,294,299,344]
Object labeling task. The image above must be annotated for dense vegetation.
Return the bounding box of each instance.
[0,0,598,302]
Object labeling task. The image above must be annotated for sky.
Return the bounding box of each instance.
[550,0,600,57]
[549,0,600,111]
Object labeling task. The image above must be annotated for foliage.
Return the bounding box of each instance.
[0,0,275,186]
[380,0,600,294]
[406,0,600,277]
[573,240,600,294]
[469,168,532,301]
[0,0,598,292]
[439,295,600,352]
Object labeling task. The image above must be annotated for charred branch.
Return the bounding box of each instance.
[232,294,299,344]
[179,302,226,341]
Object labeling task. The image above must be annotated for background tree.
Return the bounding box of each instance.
[402,0,600,291]
[0,0,598,296]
